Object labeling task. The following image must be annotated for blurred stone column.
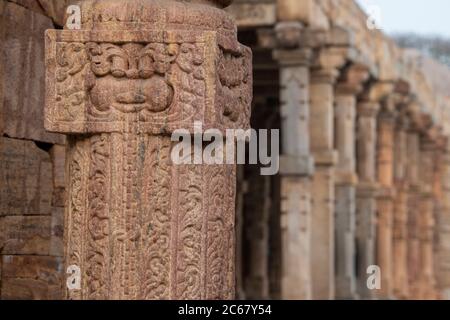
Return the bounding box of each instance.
[274,22,315,299]
[418,126,438,300]
[433,135,446,300]
[375,97,397,299]
[355,101,379,299]
[45,0,252,300]
[406,113,422,299]
[392,111,410,299]
[436,138,450,299]
[334,65,369,300]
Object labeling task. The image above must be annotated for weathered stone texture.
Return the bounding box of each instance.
[0,137,53,216]
[0,215,51,255]
[1,1,64,144]
[5,0,74,26]
[1,255,63,300]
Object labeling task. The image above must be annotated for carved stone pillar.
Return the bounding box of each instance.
[375,99,396,299]
[334,65,369,300]
[392,115,410,299]
[44,0,252,300]
[309,60,342,300]
[274,32,315,299]
[355,101,379,299]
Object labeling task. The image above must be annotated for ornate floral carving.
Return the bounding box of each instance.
[65,138,88,300]
[45,30,252,134]
[216,44,252,131]
[86,134,110,299]
[142,137,172,299]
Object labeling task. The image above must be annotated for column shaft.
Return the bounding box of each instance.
[310,68,338,300]
[355,102,379,299]
[334,92,358,299]
[376,113,396,299]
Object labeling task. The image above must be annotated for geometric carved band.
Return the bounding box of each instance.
[45,30,252,135]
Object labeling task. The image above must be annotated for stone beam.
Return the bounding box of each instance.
[276,0,330,30]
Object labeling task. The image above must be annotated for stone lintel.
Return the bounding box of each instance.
[274,22,354,51]
[276,0,330,30]
[280,155,315,177]
[227,2,276,28]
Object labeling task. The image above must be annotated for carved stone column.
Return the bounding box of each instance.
[274,23,315,299]
[334,65,369,300]
[44,0,252,300]
[392,113,410,299]
[375,97,397,299]
[355,101,379,299]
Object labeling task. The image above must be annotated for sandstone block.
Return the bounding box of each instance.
[0,137,53,216]
[49,207,64,257]
[1,2,64,144]
[0,215,51,255]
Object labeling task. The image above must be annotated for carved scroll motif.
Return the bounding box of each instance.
[217,45,252,129]
[142,137,172,299]
[177,164,204,299]
[86,134,111,299]
[66,138,88,300]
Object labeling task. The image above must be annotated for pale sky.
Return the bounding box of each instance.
[357,0,450,38]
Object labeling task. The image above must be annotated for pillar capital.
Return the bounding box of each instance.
[360,81,395,104]
[46,3,251,135]
[312,47,352,76]
[273,47,313,66]
[310,67,340,85]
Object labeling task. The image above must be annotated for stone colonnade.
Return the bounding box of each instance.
[231,0,450,300]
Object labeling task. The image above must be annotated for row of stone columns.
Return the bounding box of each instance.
[267,15,448,299]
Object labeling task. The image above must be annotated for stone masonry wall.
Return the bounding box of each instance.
[0,0,66,299]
